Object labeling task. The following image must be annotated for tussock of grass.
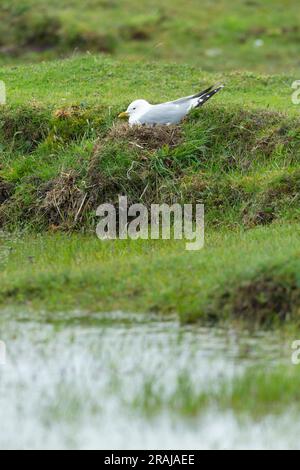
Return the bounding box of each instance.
[243,170,300,227]
[0,105,50,152]
[193,252,300,328]
[219,272,300,328]
[39,170,86,229]
[1,101,300,231]
[0,104,109,152]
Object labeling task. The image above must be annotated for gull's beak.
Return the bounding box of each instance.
[118,111,129,119]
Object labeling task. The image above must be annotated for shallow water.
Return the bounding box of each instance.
[0,311,298,450]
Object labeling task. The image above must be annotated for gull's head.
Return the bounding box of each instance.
[118,99,150,119]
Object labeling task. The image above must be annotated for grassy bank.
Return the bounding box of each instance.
[1,224,300,327]
[0,57,299,232]
[0,55,297,109]
[1,0,300,73]
[1,56,300,326]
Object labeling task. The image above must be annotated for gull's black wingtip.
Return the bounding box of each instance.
[195,84,224,108]
[193,85,214,99]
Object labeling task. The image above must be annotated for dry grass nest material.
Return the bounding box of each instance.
[39,171,87,228]
[107,122,183,151]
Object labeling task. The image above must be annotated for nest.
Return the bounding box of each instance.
[107,122,183,151]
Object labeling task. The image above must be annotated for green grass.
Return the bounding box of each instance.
[1,3,300,436]
[1,56,300,325]
[0,55,298,110]
[1,224,300,327]
[0,57,299,233]
[1,0,300,73]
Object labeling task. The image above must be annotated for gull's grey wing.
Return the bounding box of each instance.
[137,85,224,125]
[165,86,214,105]
[138,103,190,125]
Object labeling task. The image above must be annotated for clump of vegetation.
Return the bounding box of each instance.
[220,273,300,328]
[49,105,109,143]
[243,170,300,227]
[1,100,300,232]
[0,105,50,152]
[39,170,87,229]
[187,107,300,172]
